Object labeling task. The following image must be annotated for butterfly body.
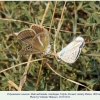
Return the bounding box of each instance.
[57,36,85,63]
[18,25,51,55]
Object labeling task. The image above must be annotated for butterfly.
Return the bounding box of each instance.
[17,25,51,55]
[57,36,85,63]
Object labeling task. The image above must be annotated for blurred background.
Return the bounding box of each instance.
[0,1,100,91]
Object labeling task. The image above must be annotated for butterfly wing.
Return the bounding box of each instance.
[17,29,36,45]
[30,25,48,35]
[30,25,50,53]
[57,36,85,63]
[18,44,42,55]
[18,25,50,55]
[18,33,50,55]
[58,46,83,63]
[32,33,50,50]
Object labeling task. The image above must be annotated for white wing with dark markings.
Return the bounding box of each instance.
[57,36,85,63]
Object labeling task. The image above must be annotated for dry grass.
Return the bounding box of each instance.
[0,1,100,91]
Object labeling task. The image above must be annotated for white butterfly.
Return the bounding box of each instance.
[57,36,85,63]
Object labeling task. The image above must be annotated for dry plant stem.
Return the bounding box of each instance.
[54,1,66,58]
[40,2,50,26]
[34,59,44,91]
[85,41,100,44]
[0,17,79,34]
[49,1,57,33]
[0,58,45,74]
[46,62,93,91]
[35,2,50,91]
[8,80,19,91]
[0,17,33,25]
[73,2,77,36]
[28,1,32,14]
[9,2,50,90]
[18,54,32,91]
[83,54,100,57]
[48,26,75,33]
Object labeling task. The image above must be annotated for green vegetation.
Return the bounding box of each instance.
[0,1,100,91]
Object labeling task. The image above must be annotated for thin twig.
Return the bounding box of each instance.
[0,58,45,74]
[0,17,81,34]
[46,62,93,91]
[54,1,67,59]
[34,2,51,91]
[8,80,19,91]
[49,1,57,33]
[40,2,50,26]
[83,54,100,57]
[18,54,32,91]
[85,41,100,44]
[34,59,44,91]
[73,2,77,37]
[0,17,33,25]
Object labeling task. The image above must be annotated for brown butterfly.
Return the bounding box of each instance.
[17,25,51,55]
